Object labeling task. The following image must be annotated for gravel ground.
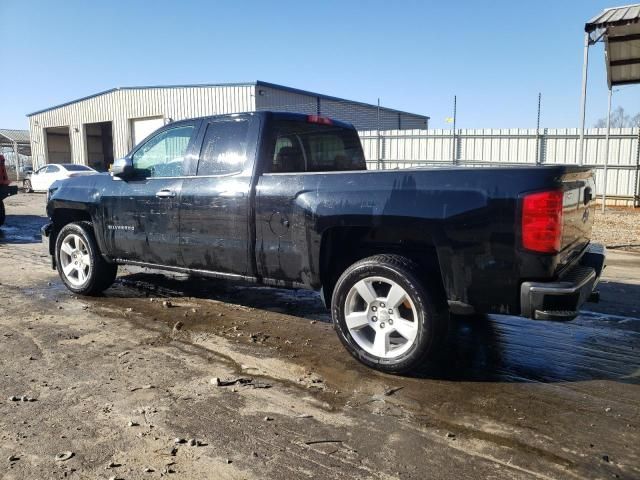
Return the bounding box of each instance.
[592,207,640,251]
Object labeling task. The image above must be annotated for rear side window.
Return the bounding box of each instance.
[269,120,366,173]
[197,120,249,176]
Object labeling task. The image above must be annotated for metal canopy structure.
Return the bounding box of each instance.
[0,129,31,180]
[578,4,640,209]
[586,3,640,87]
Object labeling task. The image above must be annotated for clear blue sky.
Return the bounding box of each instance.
[1,0,638,130]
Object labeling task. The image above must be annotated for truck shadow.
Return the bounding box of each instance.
[114,271,640,385]
[421,306,640,384]
[0,215,46,244]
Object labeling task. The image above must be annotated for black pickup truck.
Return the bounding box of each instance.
[42,111,605,372]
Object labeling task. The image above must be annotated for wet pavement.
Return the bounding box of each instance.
[1,192,639,479]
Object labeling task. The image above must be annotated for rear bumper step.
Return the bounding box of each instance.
[520,243,606,321]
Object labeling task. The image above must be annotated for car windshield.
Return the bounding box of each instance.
[62,164,94,172]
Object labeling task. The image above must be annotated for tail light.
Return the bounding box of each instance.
[307,115,333,125]
[521,190,564,253]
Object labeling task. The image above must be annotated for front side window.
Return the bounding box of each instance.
[45,165,60,173]
[197,120,249,176]
[132,125,194,178]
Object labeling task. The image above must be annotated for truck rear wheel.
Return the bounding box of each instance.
[331,254,448,374]
[55,222,117,295]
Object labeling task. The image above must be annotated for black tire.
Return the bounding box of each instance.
[23,179,32,193]
[331,254,448,374]
[0,200,5,227]
[55,221,117,295]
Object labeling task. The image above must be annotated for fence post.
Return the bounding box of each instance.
[634,127,640,208]
[539,128,547,164]
[376,98,382,170]
[535,93,541,165]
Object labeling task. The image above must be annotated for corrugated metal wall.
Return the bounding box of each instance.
[28,85,256,167]
[254,85,427,130]
[359,128,640,206]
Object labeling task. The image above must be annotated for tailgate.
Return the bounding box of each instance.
[558,169,595,264]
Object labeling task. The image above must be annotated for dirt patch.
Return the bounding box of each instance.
[592,207,640,252]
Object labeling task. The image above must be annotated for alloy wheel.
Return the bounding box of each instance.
[59,234,92,287]
[344,276,419,359]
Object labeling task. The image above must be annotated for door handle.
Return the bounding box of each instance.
[219,191,245,198]
[156,189,177,198]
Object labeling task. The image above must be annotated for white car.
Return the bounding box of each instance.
[24,164,98,193]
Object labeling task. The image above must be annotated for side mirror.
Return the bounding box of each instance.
[111,157,133,179]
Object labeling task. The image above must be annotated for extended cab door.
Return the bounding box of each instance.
[179,115,259,276]
[100,121,199,265]
[255,116,367,286]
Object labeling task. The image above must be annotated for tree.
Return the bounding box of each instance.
[594,107,640,128]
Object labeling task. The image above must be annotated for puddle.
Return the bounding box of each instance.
[0,214,46,244]
[71,268,640,389]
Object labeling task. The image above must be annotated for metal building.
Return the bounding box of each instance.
[27,81,429,170]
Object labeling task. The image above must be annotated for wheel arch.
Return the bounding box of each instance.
[49,208,94,256]
[318,225,446,307]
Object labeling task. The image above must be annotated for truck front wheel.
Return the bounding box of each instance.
[0,200,5,227]
[55,222,117,295]
[331,254,448,374]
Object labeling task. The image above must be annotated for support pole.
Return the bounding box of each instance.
[602,88,612,213]
[578,32,590,166]
[13,141,20,182]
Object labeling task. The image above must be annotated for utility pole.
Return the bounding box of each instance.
[452,95,457,164]
[535,92,542,164]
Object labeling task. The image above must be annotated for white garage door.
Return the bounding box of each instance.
[131,117,165,147]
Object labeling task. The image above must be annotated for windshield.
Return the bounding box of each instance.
[62,164,94,172]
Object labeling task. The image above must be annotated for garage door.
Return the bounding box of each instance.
[131,117,165,148]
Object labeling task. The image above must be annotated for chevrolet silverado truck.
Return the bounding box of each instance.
[0,154,19,227]
[42,111,605,373]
